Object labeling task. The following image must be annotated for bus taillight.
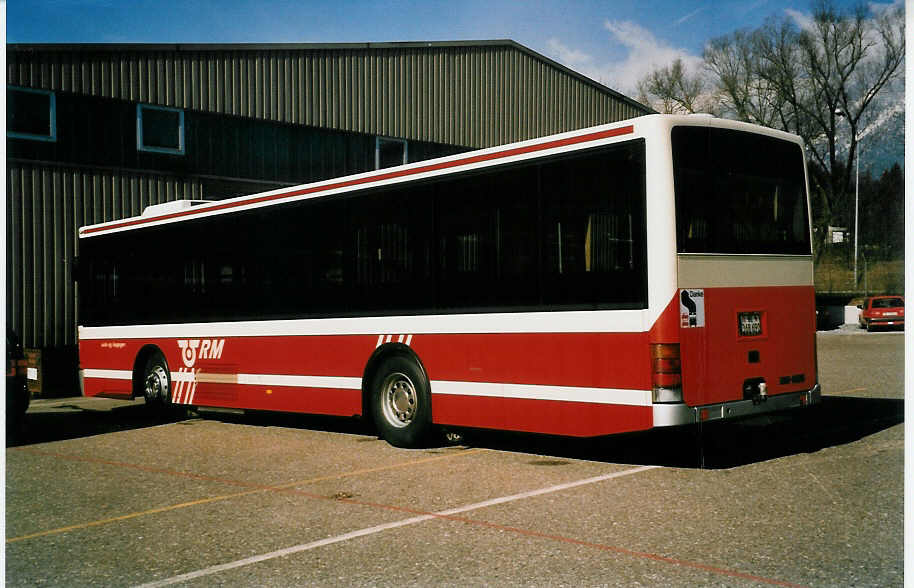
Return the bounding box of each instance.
[651,343,682,403]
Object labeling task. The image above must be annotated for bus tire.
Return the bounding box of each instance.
[371,355,432,448]
[142,352,173,416]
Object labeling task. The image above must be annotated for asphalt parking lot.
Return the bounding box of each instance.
[6,328,904,587]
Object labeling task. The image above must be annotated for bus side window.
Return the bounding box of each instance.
[435,168,537,310]
[541,142,646,308]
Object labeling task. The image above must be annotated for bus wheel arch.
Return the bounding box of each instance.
[363,344,432,448]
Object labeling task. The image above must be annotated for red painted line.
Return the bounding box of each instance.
[19,446,805,587]
[428,515,809,588]
[80,125,634,236]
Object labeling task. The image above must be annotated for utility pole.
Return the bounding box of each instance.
[835,109,861,288]
[854,139,859,286]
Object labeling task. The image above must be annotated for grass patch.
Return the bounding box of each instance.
[815,252,904,295]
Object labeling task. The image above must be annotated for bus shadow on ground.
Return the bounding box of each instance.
[6,401,373,448]
[9,396,902,471]
[458,396,904,469]
[7,401,171,447]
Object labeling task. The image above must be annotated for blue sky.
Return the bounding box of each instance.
[6,0,897,94]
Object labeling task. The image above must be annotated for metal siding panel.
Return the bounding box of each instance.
[165,55,174,107]
[242,54,251,118]
[155,54,164,105]
[7,167,23,339]
[280,52,289,124]
[27,168,40,346]
[261,52,271,121]
[267,53,276,121]
[388,51,396,137]
[51,171,64,346]
[41,170,52,346]
[14,167,27,343]
[63,172,76,343]
[6,162,206,347]
[370,54,379,135]
[18,168,30,343]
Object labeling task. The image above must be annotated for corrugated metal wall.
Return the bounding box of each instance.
[6,163,203,348]
[8,43,648,148]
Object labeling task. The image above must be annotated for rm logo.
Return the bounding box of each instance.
[177,339,225,368]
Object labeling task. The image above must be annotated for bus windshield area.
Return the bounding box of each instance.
[672,126,811,255]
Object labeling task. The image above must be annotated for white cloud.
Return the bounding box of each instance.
[788,0,903,31]
[546,38,594,70]
[605,20,701,94]
[545,20,703,96]
[784,8,815,31]
[868,0,904,16]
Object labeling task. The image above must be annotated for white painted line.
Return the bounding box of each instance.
[136,465,658,587]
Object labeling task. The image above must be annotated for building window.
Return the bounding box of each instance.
[7,87,57,142]
[376,136,407,169]
[137,104,185,155]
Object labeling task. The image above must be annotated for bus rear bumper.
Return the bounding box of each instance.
[652,384,821,427]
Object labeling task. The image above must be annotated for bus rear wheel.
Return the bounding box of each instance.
[371,356,431,448]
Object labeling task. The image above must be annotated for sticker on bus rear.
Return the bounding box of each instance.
[680,289,705,328]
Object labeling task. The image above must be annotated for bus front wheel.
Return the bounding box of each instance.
[142,352,173,415]
[371,356,432,448]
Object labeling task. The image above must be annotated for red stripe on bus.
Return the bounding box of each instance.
[79,329,652,436]
[80,125,635,236]
[79,330,652,392]
[433,395,651,437]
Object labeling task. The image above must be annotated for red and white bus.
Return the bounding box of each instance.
[77,114,821,447]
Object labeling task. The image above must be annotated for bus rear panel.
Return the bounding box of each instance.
[664,124,819,423]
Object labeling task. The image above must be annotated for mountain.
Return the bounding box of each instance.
[858,105,904,178]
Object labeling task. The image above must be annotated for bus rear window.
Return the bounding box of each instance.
[672,126,810,255]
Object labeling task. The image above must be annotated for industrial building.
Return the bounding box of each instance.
[6,41,650,389]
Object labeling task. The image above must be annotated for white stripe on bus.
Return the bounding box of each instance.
[81,369,133,380]
[83,369,649,406]
[77,308,651,340]
[431,380,652,407]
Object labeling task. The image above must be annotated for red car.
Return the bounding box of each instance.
[858,296,905,331]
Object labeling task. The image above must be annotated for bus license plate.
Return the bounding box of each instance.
[738,312,763,337]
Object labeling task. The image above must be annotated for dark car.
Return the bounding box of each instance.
[7,329,30,439]
[858,296,905,332]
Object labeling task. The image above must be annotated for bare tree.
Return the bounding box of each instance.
[638,0,905,252]
[637,58,713,114]
[704,30,781,127]
[754,0,904,239]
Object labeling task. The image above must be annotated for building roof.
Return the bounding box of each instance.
[8,40,651,148]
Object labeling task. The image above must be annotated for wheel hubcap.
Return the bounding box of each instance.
[145,365,169,402]
[381,372,417,428]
